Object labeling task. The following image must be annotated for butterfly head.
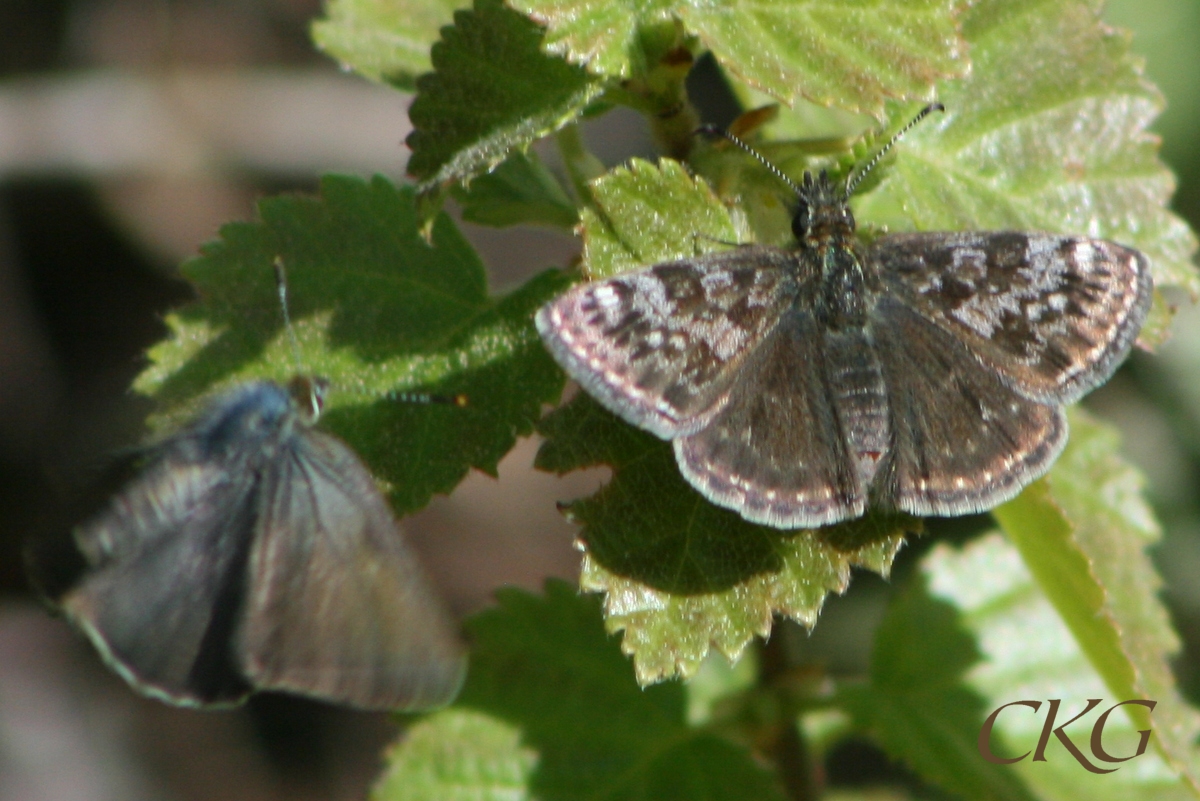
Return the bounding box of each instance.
[287,375,329,424]
[697,104,942,254]
[792,170,856,248]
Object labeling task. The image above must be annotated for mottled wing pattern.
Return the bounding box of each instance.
[869,297,1067,516]
[874,232,1152,403]
[63,448,259,706]
[675,312,864,527]
[536,246,801,438]
[238,430,466,711]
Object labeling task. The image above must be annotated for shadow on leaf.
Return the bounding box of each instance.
[538,394,917,594]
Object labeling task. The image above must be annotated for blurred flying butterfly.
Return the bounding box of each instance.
[536,104,1153,529]
[33,263,467,710]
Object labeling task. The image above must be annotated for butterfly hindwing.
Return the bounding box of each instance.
[63,434,264,705]
[238,429,466,711]
[675,312,864,527]
[869,296,1067,516]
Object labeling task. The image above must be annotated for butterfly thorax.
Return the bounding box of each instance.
[794,171,870,330]
[787,171,888,493]
[193,384,290,452]
[186,377,328,464]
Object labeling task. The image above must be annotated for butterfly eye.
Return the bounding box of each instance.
[288,375,327,422]
[840,205,856,231]
[791,201,811,240]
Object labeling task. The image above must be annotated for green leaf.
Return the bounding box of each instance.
[311,0,464,89]
[679,0,966,118]
[373,709,537,800]
[508,0,967,117]
[839,579,1040,801]
[851,0,1198,345]
[581,157,743,278]
[538,393,912,685]
[134,174,568,514]
[508,0,673,79]
[991,409,1200,795]
[537,396,780,592]
[406,0,604,189]
[452,150,579,228]
[378,581,787,800]
[925,532,1198,799]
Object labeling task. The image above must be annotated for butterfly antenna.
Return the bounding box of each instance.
[271,260,466,409]
[385,389,469,407]
[695,123,804,197]
[274,260,329,420]
[843,102,944,199]
[273,258,305,377]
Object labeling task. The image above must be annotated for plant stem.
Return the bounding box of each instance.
[555,123,605,208]
[761,629,821,801]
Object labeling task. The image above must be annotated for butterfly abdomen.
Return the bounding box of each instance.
[824,330,889,492]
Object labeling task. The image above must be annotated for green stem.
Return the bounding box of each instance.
[649,95,700,163]
[555,123,605,208]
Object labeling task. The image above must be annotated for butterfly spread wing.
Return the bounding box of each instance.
[861,230,1150,515]
[236,429,466,711]
[63,448,261,706]
[536,246,799,438]
[873,232,1152,403]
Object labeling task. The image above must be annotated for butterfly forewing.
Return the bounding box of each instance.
[64,423,268,705]
[536,247,800,438]
[239,429,466,711]
[874,232,1152,404]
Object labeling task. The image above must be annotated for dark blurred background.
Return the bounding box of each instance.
[0,1,1197,799]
